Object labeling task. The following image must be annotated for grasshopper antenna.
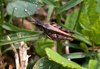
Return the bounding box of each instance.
[24,9,35,23]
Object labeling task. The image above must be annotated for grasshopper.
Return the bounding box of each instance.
[25,10,75,41]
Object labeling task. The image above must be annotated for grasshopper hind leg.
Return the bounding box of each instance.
[59,27,75,34]
[57,34,74,41]
[50,33,74,41]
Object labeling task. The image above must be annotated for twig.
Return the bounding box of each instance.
[19,41,30,69]
[9,65,13,69]
[7,36,20,69]
[65,40,70,60]
[7,36,18,54]
[7,35,30,69]
[17,34,30,69]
